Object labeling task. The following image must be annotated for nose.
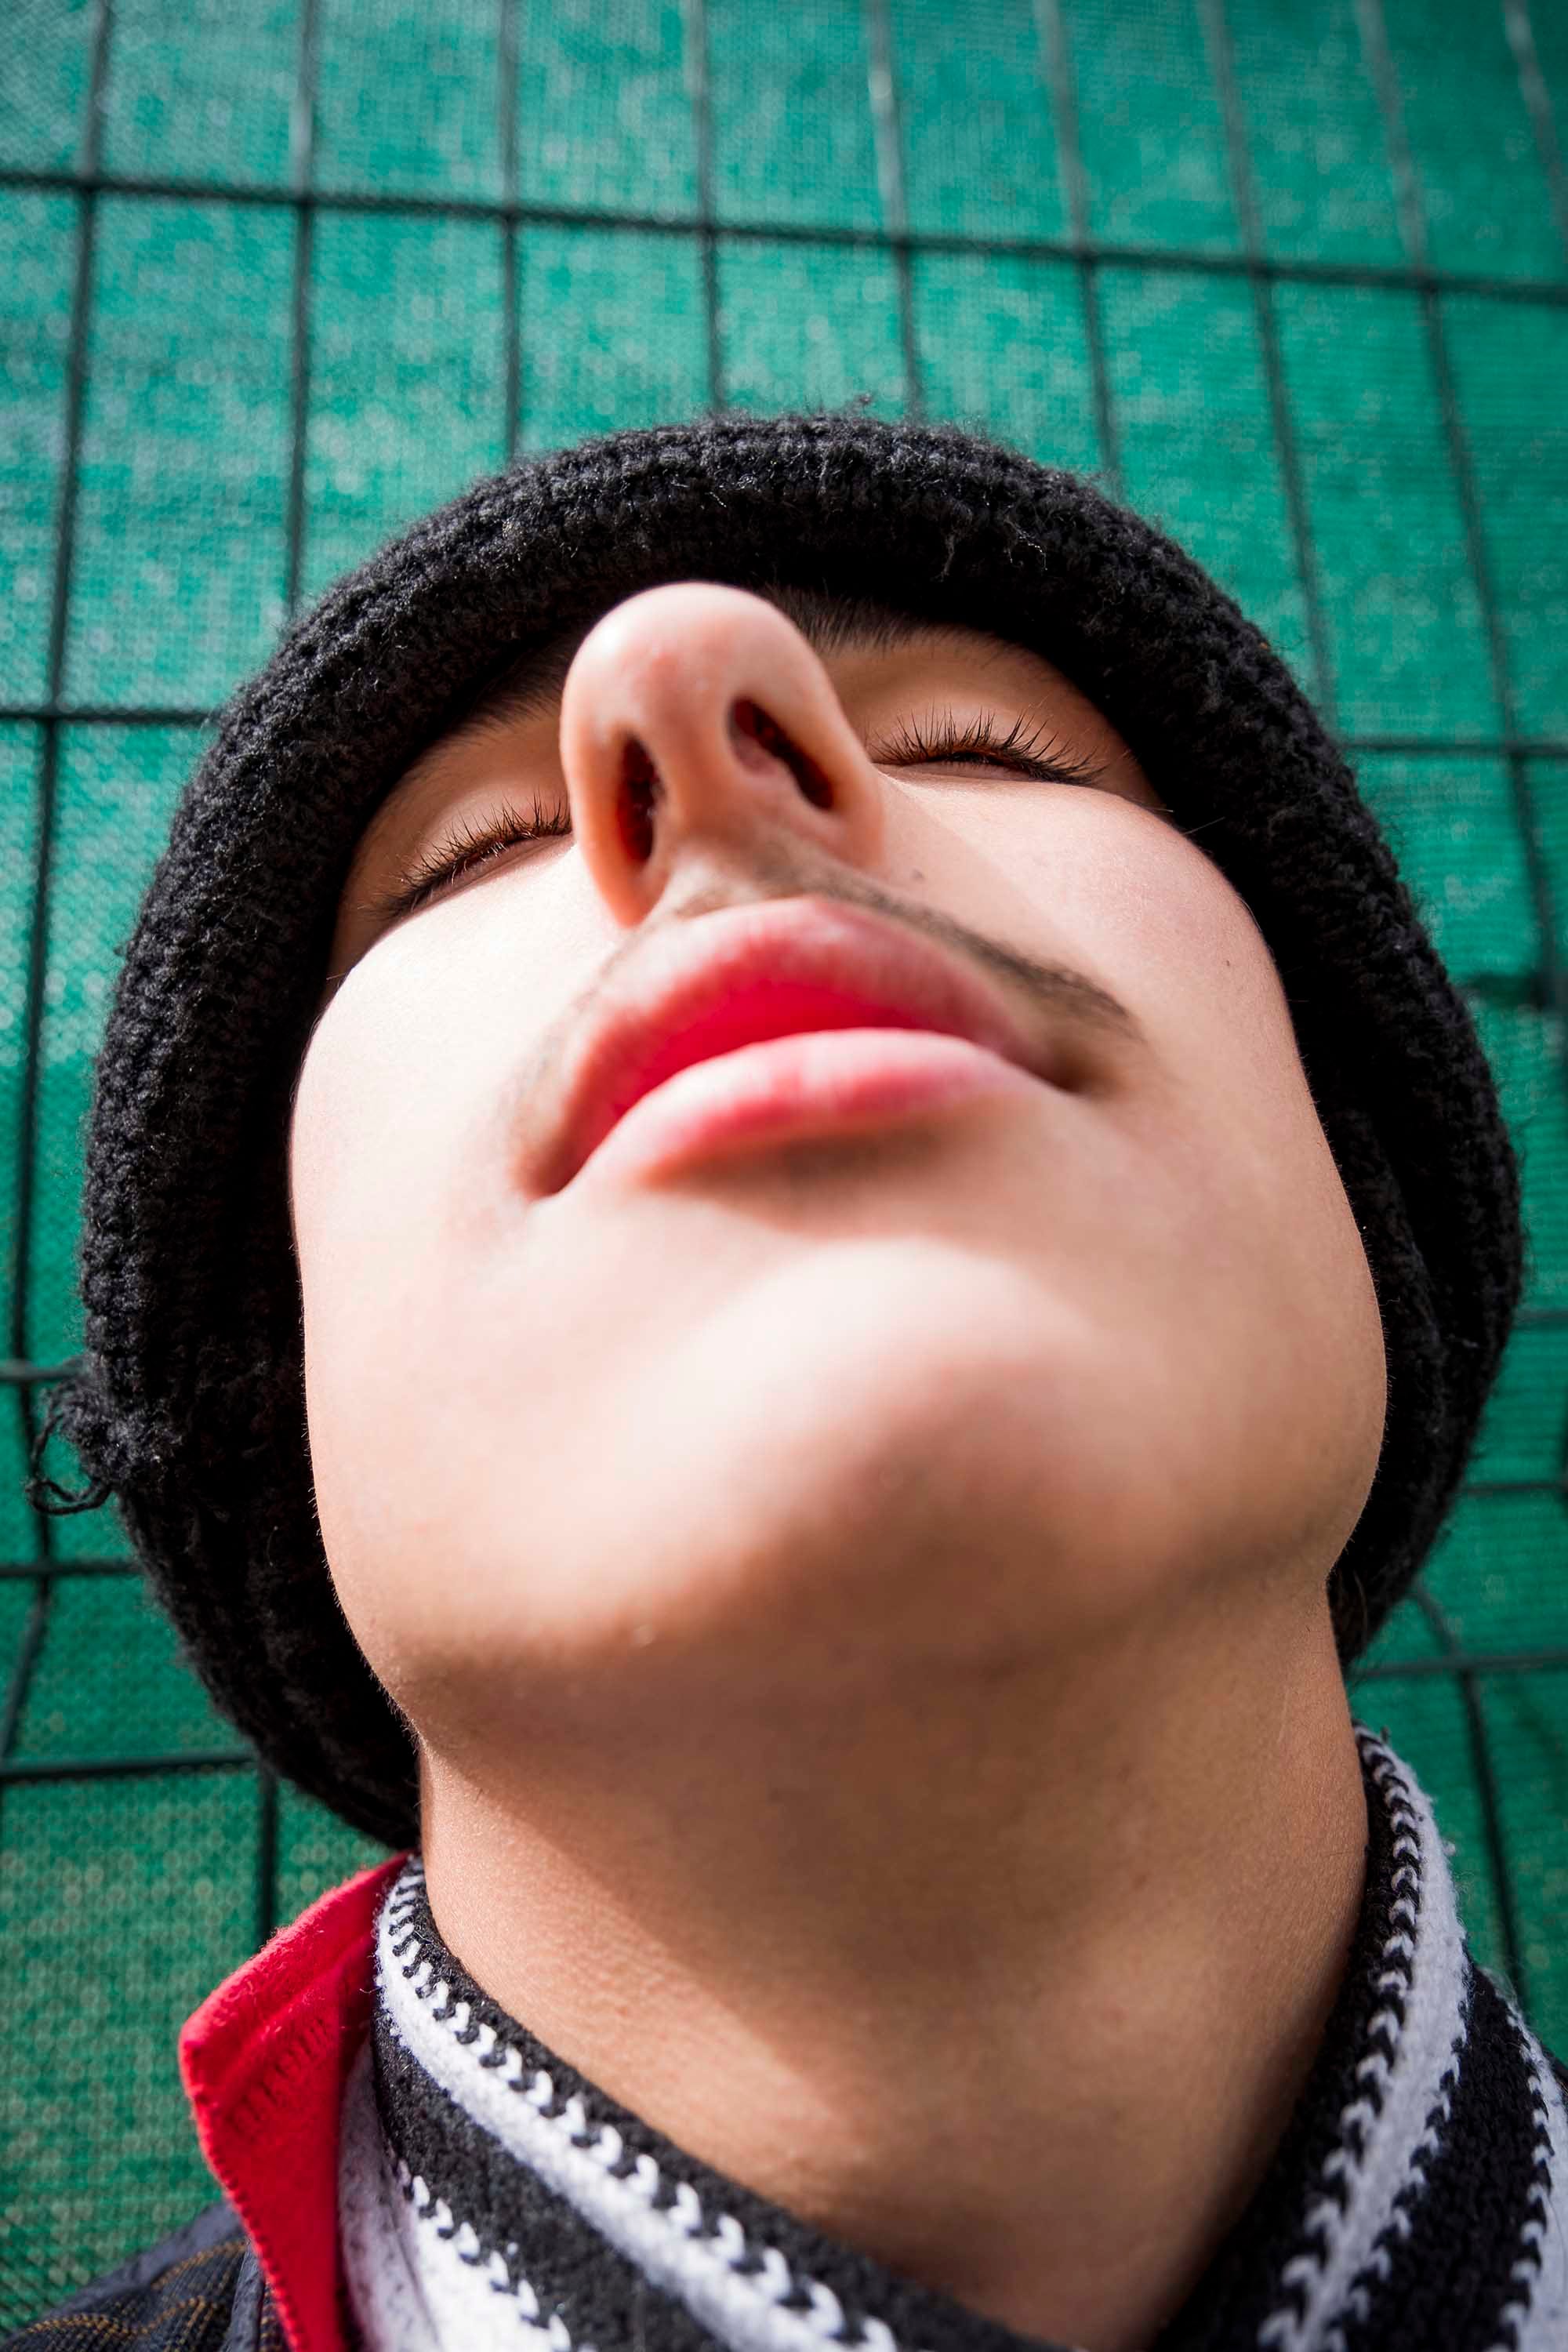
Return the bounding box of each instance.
[557,583,887,927]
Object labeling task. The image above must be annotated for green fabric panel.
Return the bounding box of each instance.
[39,1482,133,1566]
[0,1432,32,1571]
[1101,265,1312,690]
[887,0,1066,240]
[0,1775,256,2331]
[1380,0,1563,281]
[1,727,41,1335]
[913,252,1098,471]
[1537,760,1568,956]
[0,196,76,705]
[1471,995,1568,1310]
[718,238,907,414]
[314,0,504,199]
[517,0,697,217]
[1530,11,1568,227]
[1354,753,1541,982]
[0,0,96,172]
[66,198,293,706]
[520,226,709,449]
[1356,1589,1448,1672]
[25,728,190,1368]
[12,1573,230,1762]
[708,0,883,230]
[100,0,299,187]
[1225,0,1403,266]
[1421,1491,1568,1656]
[304,210,508,599]
[1443,295,1568,742]
[0,1581,35,1706]
[1486,1671,1568,2042]
[1272,280,1497,737]
[278,1783,394,1918]
[1469,1323,1568,1488]
[1065,0,1238,252]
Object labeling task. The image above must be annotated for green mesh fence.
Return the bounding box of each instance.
[2,0,1566,2328]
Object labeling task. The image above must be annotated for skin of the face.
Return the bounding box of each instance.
[290,583,1388,1781]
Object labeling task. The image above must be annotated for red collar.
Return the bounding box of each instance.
[179,1855,408,2352]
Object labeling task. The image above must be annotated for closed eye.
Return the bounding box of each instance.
[369,713,1107,928]
[870,710,1108,789]
[369,796,572,923]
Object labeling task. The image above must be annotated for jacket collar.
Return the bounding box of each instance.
[179,1733,1568,2352]
[180,1853,407,2352]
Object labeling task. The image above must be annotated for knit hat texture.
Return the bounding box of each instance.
[43,412,1523,1849]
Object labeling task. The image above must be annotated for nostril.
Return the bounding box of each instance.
[729,699,835,811]
[619,737,659,864]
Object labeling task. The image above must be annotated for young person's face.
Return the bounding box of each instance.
[291,585,1387,1762]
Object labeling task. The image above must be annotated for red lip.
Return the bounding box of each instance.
[536,898,1062,1194]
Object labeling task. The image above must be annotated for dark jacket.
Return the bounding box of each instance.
[4,2203,269,2350]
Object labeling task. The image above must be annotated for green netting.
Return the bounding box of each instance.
[2,0,1566,2328]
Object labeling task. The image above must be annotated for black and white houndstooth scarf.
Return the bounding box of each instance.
[339,1732,1568,2352]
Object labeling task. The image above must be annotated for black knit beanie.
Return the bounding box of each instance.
[41,412,1523,1850]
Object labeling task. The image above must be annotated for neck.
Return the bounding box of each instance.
[419,1597,1367,2352]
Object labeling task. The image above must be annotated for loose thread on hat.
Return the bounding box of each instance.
[24,1378,114,1517]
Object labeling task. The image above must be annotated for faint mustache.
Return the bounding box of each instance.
[514,852,1143,1128]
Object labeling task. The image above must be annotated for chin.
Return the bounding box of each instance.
[322,1208,1372,1748]
[340,1387,1151,1754]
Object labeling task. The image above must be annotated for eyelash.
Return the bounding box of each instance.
[373,794,572,920]
[879,710,1105,789]
[376,713,1105,922]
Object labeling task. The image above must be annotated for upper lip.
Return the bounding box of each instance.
[533,895,1065,1193]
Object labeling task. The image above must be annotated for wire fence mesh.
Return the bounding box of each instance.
[2,0,1566,2328]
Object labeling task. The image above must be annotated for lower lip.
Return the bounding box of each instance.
[568,1027,1040,1189]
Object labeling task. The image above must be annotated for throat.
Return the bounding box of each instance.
[376,1646,1371,2352]
[343,1724,1562,2352]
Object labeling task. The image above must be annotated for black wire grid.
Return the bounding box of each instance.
[2,0,1567,2309]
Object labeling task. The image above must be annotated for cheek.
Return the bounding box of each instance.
[295,851,603,1247]
[289,865,606,1644]
[289,951,482,1643]
[903,786,1338,1167]
[292,942,488,1290]
[901,789,1388,1494]
[1114,822,1390,1512]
